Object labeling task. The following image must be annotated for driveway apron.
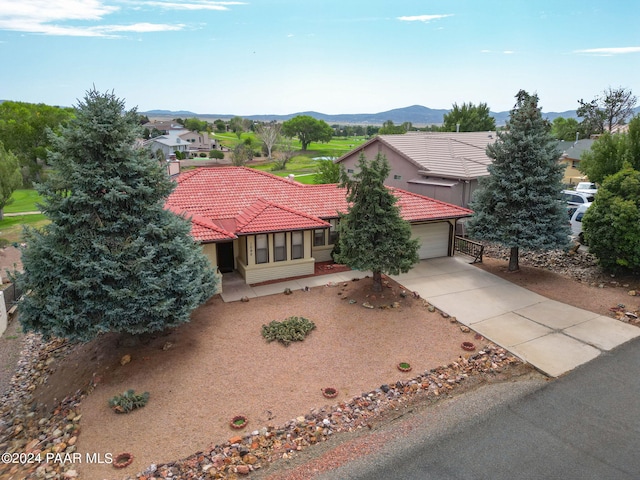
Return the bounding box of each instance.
[392,256,640,377]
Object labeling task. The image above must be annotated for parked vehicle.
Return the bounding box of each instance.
[562,189,594,206]
[575,182,598,195]
[569,202,591,243]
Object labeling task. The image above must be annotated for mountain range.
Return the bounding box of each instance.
[142,104,582,126]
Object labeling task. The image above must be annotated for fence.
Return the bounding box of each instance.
[454,236,484,263]
[1,282,22,315]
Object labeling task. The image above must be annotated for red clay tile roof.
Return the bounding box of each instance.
[236,198,329,234]
[166,205,236,241]
[166,167,472,242]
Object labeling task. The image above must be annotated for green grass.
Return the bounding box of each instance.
[5,189,43,214]
[230,135,368,183]
[0,214,48,243]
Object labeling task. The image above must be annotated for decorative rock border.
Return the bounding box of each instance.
[113,452,134,469]
[0,333,526,480]
[461,341,476,351]
[230,415,248,429]
[321,387,338,399]
[397,362,412,372]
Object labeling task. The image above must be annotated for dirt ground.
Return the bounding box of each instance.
[20,274,476,479]
[1,247,639,479]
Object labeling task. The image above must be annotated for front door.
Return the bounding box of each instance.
[216,242,234,273]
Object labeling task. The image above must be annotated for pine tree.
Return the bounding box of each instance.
[468,90,569,271]
[15,89,217,342]
[335,153,419,292]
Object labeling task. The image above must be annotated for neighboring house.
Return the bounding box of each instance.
[142,120,184,134]
[336,132,497,208]
[165,167,472,285]
[556,139,595,185]
[144,129,218,159]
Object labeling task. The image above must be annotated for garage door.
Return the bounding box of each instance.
[412,222,450,259]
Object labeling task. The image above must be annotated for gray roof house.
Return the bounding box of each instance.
[144,129,217,159]
[336,131,497,208]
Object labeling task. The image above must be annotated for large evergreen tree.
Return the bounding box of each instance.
[15,89,217,342]
[468,90,569,271]
[335,153,419,292]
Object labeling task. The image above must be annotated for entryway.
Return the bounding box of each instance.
[216,242,234,273]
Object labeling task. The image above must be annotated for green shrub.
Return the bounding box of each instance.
[199,152,208,158]
[261,316,316,346]
[109,389,150,413]
[209,150,224,159]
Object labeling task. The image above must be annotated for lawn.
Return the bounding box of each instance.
[215,132,367,183]
[0,214,48,243]
[4,189,42,214]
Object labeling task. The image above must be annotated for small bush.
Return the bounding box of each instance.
[262,316,316,346]
[199,152,208,158]
[210,150,224,159]
[109,389,150,413]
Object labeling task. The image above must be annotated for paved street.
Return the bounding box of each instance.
[317,336,640,480]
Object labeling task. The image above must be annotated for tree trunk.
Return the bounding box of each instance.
[508,246,520,271]
[372,271,383,292]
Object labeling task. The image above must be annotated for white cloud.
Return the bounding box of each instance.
[105,22,184,32]
[503,50,514,54]
[137,1,246,11]
[397,14,453,23]
[573,46,640,56]
[0,0,242,37]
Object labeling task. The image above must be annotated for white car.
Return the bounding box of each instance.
[575,182,598,195]
[569,202,591,243]
[562,189,595,206]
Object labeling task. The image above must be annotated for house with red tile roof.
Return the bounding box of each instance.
[166,166,472,285]
[336,131,497,208]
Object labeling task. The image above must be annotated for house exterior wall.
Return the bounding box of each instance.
[179,131,213,152]
[405,179,478,208]
[339,142,421,191]
[201,242,218,268]
[339,140,477,207]
[236,231,315,284]
[560,159,584,185]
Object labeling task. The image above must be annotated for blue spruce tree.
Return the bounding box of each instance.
[15,89,217,342]
[468,90,569,271]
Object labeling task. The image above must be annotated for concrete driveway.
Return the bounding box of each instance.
[392,256,640,377]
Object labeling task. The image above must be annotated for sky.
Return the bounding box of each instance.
[1,0,639,116]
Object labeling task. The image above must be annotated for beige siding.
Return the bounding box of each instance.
[239,258,315,284]
[201,242,218,268]
[312,245,333,262]
[236,230,316,284]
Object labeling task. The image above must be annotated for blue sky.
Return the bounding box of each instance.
[1,0,638,116]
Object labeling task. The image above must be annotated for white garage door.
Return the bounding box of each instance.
[412,222,450,259]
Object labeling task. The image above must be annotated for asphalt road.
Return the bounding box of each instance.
[317,336,640,480]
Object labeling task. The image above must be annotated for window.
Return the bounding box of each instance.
[292,231,303,259]
[255,234,268,264]
[347,168,354,173]
[394,174,402,180]
[329,219,339,245]
[314,229,326,246]
[274,232,286,262]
